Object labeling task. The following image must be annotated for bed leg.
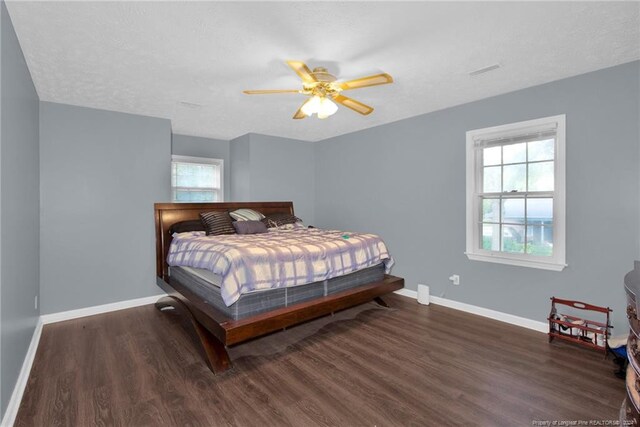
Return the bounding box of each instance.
[155,296,232,374]
[373,297,390,308]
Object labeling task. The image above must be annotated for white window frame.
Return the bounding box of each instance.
[465,115,566,271]
[171,155,224,202]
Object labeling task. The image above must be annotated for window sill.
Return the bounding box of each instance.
[465,252,567,271]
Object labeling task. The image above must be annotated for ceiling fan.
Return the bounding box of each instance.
[243,60,393,119]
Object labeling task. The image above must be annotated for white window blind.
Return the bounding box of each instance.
[465,115,566,271]
[171,155,223,202]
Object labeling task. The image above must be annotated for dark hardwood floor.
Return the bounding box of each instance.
[16,294,624,426]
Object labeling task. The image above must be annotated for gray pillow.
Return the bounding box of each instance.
[233,220,268,235]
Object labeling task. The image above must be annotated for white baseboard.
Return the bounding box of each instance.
[1,318,43,427]
[394,289,547,333]
[394,288,418,299]
[1,293,167,427]
[40,294,167,325]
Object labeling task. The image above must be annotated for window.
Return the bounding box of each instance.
[171,155,223,202]
[465,115,566,271]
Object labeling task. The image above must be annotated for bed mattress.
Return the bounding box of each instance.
[167,228,393,306]
[169,263,385,320]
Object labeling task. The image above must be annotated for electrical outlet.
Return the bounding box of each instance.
[35,295,38,310]
[448,274,460,285]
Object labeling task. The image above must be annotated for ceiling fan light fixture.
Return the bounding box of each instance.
[300,96,338,118]
[301,95,321,116]
[318,97,338,117]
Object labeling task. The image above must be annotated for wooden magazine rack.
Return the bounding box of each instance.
[548,297,612,355]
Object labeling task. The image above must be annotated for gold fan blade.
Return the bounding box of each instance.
[333,94,374,115]
[293,99,310,119]
[286,60,318,84]
[338,73,393,91]
[243,89,301,95]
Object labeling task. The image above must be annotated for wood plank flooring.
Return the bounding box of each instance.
[16,294,624,426]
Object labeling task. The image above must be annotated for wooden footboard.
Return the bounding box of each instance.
[156,274,403,373]
[158,274,404,344]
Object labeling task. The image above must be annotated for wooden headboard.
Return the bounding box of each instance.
[154,201,294,280]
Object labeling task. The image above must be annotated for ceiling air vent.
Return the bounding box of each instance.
[177,101,203,110]
[469,64,501,77]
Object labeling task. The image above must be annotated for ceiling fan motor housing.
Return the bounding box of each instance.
[311,67,337,82]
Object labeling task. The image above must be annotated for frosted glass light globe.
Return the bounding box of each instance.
[301,96,338,118]
[301,96,321,116]
[318,97,338,117]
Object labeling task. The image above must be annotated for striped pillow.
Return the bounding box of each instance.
[261,213,302,228]
[200,211,236,236]
[229,208,265,222]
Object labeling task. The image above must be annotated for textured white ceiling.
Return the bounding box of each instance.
[6,1,640,142]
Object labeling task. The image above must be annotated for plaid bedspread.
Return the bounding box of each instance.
[167,228,394,306]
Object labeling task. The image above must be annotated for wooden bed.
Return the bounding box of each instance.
[154,201,404,373]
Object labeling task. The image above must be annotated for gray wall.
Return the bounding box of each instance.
[229,134,250,202]
[0,1,40,416]
[246,134,315,224]
[229,133,315,224]
[39,102,171,314]
[0,6,3,413]
[172,134,230,200]
[315,61,640,331]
